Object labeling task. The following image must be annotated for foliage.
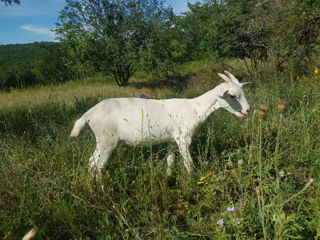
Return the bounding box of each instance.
[1,0,319,89]
[55,0,173,86]
[183,0,320,75]
[0,42,71,91]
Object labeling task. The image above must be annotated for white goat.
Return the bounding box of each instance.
[70,71,250,179]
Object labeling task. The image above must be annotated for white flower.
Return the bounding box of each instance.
[232,218,241,226]
[279,170,285,178]
[217,218,224,227]
[238,159,243,165]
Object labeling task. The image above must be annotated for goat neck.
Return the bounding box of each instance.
[192,83,227,123]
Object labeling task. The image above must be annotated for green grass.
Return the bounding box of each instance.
[0,65,319,239]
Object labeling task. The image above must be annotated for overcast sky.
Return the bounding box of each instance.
[0,0,201,45]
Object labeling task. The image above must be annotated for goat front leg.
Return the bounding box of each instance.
[174,136,193,173]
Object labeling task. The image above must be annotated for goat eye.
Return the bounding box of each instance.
[230,95,236,99]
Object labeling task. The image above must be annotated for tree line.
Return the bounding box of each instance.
[1,0,319,90]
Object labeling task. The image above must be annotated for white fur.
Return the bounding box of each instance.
[70,71,250,179]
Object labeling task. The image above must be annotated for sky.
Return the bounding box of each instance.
[0,0,201,45]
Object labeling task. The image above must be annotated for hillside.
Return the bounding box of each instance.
[0,41,58,66]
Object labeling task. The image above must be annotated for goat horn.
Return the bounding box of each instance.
[217,73,232,83]
[224,71,239,84]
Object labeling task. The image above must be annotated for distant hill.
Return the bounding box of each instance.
[0,42,58,67]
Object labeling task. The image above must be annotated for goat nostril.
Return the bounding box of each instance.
[247,109,250,113]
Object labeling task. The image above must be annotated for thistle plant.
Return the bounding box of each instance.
[257,106,268,240]
[274,101,286,193]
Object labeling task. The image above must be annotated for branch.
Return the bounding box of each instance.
[2,0,20,5]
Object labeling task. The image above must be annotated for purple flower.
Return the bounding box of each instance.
[306,178,314,187]
[227,207,235,213]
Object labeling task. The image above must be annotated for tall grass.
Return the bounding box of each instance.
[0,66,319,239]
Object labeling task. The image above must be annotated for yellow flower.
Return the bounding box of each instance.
[315,67,319,74]
[199,172,212,181]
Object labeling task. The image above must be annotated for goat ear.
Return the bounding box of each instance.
[241,82,252,87]
[224,70,240,84]
[220,89,229,97]
[218,73,232,83]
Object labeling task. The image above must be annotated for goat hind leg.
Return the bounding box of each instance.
[166,145,175,175]
[89,137,117,181]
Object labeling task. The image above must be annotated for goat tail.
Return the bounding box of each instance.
[70,115,87,138]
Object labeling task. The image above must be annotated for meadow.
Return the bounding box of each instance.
[0,62,319,239]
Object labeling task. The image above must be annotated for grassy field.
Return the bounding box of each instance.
[0,63,319,239]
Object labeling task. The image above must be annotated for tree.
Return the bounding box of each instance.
[55,0,173,86]
[38,43,72,84]
[1,0,20,5]
[268,0,320,76]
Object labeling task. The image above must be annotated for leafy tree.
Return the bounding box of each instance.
[55,0,173,86]
[175,2,213,61]
[268,0,320,76]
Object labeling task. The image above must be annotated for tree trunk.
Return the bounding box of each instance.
[113,64,134,87]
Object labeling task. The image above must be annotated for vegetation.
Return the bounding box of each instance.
[0,42,71,90]
[0,0,319,90]
[0,60,319,239]
[0,0,319,239]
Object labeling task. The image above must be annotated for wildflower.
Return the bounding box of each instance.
[238,159,243,166]
[176,202,187,215]
[217,218,224,227]
[306,178,314,187]
[278,101,286,113]
[315,67,319,74]
[279,170,285,178]
[232,218,241,226]
[227,206,235,214]
[231,169,236,174]
[258,106,267,118]
[255,186,261,194]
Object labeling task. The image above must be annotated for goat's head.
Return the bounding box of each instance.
[216,71,250,117]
